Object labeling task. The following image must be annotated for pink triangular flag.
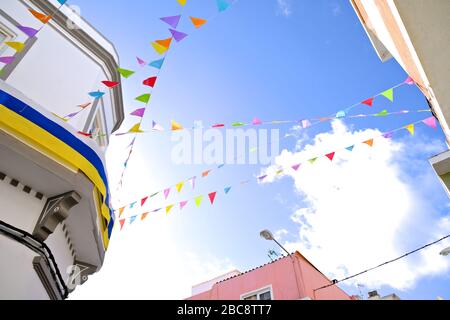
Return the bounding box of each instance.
[137,56,146,67]
[422,117,437,129]
[164,188,171,199]
[291,164,301,171]
[302,120,311,129]
[130,108,146,117]
[252,118,263,125]
[179,200,188,210]
[404,76,415,85]
[189,176,196,189]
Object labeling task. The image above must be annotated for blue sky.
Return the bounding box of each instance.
[69,0,450,300]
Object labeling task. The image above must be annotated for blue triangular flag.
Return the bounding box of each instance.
[346,145,354,152]
[218,164,225,169]
[89,91,105,99]
[57,0,67,5]
[224,186,231,194]
[149,58,165,69]
[216,0,230,12]
[129,201,137,209]
[129,215,137,224]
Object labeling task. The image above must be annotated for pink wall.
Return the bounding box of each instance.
[187,252,350,300]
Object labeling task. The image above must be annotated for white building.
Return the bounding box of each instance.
[0,0,124,299]
[350,0,450,196]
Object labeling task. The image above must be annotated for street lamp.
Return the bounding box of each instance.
[440,247,450,256]
[260,229,291,257]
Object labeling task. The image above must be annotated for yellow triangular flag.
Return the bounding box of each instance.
[5,41,25,52]
[405,124,414,135]
[166,204,174,214]
[276,169,284,175]
[176,181,184,193]
[171,120,183,131]
[128,123,144,133]
[177,0,187,6]
[151,42,168,55]
[51,112,68,122]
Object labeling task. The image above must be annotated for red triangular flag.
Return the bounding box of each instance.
[143,76,157,88]
[141,196,148,206]
[361,98,374,106]
[102,80,119,88]
[325,152,335,161]
[119,219,125,230]
[208,192,217,205]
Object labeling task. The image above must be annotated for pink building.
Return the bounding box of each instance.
[187,251,352,300]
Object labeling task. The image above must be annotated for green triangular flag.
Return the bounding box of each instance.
[308,157,317,164]
[135,93,151,104]
[381,88,394,102]
[118,68,135,78]
[375,109,388,116]
[194,195,203,207]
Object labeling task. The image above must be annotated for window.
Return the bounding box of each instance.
[241,286,273,300]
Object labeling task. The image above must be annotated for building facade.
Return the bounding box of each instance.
[349,0,450,196]
[186,252,352,300]
[0,0,123,299]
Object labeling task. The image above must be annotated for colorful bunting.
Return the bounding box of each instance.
[5,41,25,52]
[232,122,245,127]
[177,0,187,6]
[152,121,164,131]
[118,68,135,78]
[326,152,335,161]
[143,76,157,88]
[382,132,394,139]
[171,120,183,131]
[141,212,149,220]
[129,215,137,224]
[0,57,15,65]
[346,145,354,152]
[135,93,151,104]
[160,15,181,28]
[381,88,394,102]
[363,139,374,147]
[17,25,39,38]
[57,0,68,5]
[179,200,188,210]
[102,80,119,88]
[190,17,207,28]
[291,164,301,171]
[202,170,211,177]
[405,124,415,135]
[130,108,146,117]
[375,109,388,116]
[252,118,263,125]
[224,186,231,194]
[361,98,374,107]
[194,195,203,207]
[89,91,105,98]
[149,58,165,69]
[136,57,146,66]
[151,42,168,55]
[216,0,230,12]
[164,188,171,199]
[156,37,173,49]
[128,123,144,133]
[169,29,188,42]
[308,157,317,164]
[166,204,174,214]
[176,182,184,193]
[118,207,125,217]
[29,9,51,24]
[208,192,217,205]
[78,102,91,109]
[302,120,311,129]
[258,175,267,181]
[141,196,148,206]
[422,117,437,129]
[119,219,125,230]
[188,176,196,189]
[404,76,415,85]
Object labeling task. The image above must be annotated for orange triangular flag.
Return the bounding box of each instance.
[118,207,125,217]
[141,212,149,221]
[190,17,207,28]
[202,170,211,177]
[156,37,173,49]
[363,139,374,147]
[29,9,51,24]
[171,120,183,131]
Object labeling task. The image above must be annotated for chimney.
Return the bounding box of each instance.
[368,290,380,299]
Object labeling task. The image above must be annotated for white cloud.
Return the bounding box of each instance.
[276,0,292,17]
[266,120,450,292]
[69,214,235,300]
[331,2,342,17]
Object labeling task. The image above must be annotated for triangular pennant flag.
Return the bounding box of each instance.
[363,139,374,147]
[143,76,157,88]
[216,0,230,12]
[128,123,144,133]
[160,15,181,28]
[276,169,284,175]
[141,196,148,206]
[17,25,39,38]
[152,120,164,131]
[404,76,415,85]
[325,152,335,161]
[232,122,245,127]
[149,58,165,69]
[65,111,80,119]
[52,112,68,122]
[129,215,137,224]
[212,124,225,128]
[346,145,354,152]
[0,57,15,65]
[89,91,105,99]
[164,188,171,199]
[166,204,174,214]
[135,93,151,104]
[119,219,125,230]
[218,164,225,169]
[152,208,162,213]
[5,41,25,52]
[336,111,346,118]
[57,0,67,5]
[102,80,119,88]
[252,117,263,125]
[130,108,146,117]
[361,97,374,107]
[169,29,188,42]
[224,186,231,194]
[129,201,137,209]
[189,176,196,189]
[136,56,146,66]
[156,37,173,49]
[29,9,51,24]
[208,192,217,205]
[141,212,149,220]
[194,195,203,207]
[382,132,394,139]
[151,42,168,55]
[171,120,183,131]
[202,170,211,177]
[375,109,388,116]
[381,88,394,102]
[258,175,267,181]
[150,192,159,198]
[177,0,187,6]
[308,157,317,164]
[302,120,311,129]
[176,182,184,193]
[179,200,188,210]
[78,102,91,109]
[190,17,207,28]
[118,207,125,217]
[291,164,301,171]
[422,117,437,129]
[117,68,135,78]
[405,124,415,135]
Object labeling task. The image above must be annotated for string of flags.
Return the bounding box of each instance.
[115,115,438,228]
